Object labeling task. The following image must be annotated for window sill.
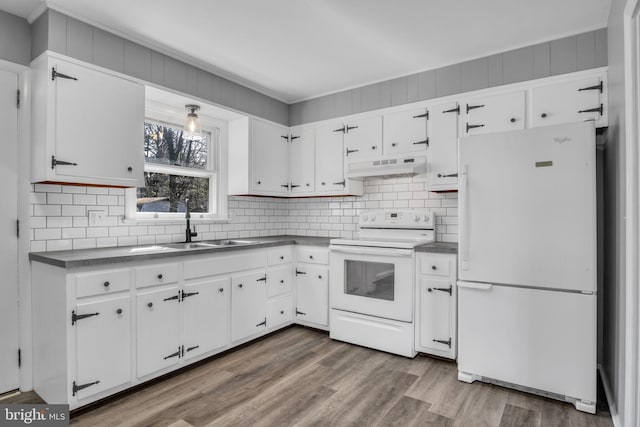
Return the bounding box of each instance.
[122,216,230,225]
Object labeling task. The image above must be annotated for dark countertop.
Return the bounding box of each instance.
[415,242,458,254]
[29,235,331,269]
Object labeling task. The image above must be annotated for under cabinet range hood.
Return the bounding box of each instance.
[346,155,426,178]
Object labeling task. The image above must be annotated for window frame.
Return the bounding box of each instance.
[126,102,228,222]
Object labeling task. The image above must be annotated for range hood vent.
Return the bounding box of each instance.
[346,155,426,178]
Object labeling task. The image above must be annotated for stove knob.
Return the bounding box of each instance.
[362,216,368,222]
[414,215,420,222]
[369,216,375,222]
[422,215,429,222]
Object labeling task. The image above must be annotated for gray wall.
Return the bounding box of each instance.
[30,9,289,125]
[603,0,627,423]
[0,10,30,65]
[290,28,607,126]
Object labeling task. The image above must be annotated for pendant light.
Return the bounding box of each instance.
[183,104,203,141]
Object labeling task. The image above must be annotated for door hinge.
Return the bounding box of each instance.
[18,349,21,368]
[164,348,181,360]
[466,104,485,114]
[163,293,180,302]
[428,285,453,296]
[295,269,307,276]
[16,89,20,109]
[72,380,100,396]
[71,310,99,325]
[332,180,346,187]
[185,345,199,353]
[181,290,199,300]
[413,111,429,119]
[16,219,19,238]
[256,317,267,328]
[256,275,267,282]
[442,105,460,115]
[51,67,78,81]
[296,309,306,316]
[433,337,452,348]
[578,81,603,93]
[51,156,78,170]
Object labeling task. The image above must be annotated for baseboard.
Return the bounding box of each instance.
[598,364,621,427]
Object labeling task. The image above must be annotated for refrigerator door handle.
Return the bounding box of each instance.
[459,164,470,270]
[457,281,493,291]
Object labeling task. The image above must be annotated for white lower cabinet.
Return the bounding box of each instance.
[231,271,269,342]
[294,246,329,329]
[31,244,298,410]
[74,296,131,400]
[182,278,229,360]
[415,253,457,359]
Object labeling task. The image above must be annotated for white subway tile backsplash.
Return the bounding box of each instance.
[29,173,458,252]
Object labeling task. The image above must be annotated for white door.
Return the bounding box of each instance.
[136,287,181,378]
[458,282,596,403]
[231,271,267,342]
[289,127,315,193]
[464,91,525,136]
[0,69,18,394]
[531,77,605,127]
[458,122,597,291]
[182,278,229,360]
[53,59,144,184]
[428,101,460,190]
[296,265,328,326]
[418,278,453,354]
[250,119,289,193]
[315,123,346,192]
[329,246,414,322]
[75,296,131,399]
[343,116,383,161]
[383,108,429,155]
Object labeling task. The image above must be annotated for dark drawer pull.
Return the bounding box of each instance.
[157,274,163,279]
[116,308,123,315]
[103,281,110,287]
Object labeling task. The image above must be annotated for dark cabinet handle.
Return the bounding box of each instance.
[280,256,284,260]
[321,182,326,186]
[432,265,437,270]
[147,302,153,308]
[541,113,547,118]
[428,288,433,292]
[157,274,163,279]
[306,183,310,187]
[391,142,397,147]
[510,118,516,123]
[238,284,243,288]
[309,255,314,259]
[371,146,377,150]
[318,275,323,279]
[127,166,133,172]
[280,310,284,314]
[116,308,123,315]
[280,280,284,284]
[257,181,261,185]
[103,281,110,287]
[219,288,224,293]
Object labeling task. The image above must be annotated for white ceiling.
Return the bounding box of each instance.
[1,0,611,103]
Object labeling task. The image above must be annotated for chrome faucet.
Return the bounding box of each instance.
[185,198,198,243]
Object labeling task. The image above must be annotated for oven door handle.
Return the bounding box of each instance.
[329,245,414,257]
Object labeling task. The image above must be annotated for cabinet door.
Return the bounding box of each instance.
[315,123,346,193]
[295,265,328,326]
[289,127,315,193]
[383,108,429,155]
[182,278,229,360]
[52,59,144,185]
[464,91,525,136]
[231,271,268,342]
[344,116,383,161]
[136,287,181,378]
[74,296,131,400]
[428,101,460,191]
[418,277,455,356]
[267,294,293,329]
[531,77,606,128]
[251,119,289,193]
[267,266,293,298]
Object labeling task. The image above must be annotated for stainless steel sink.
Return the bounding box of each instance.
[211,239,259,246]
[166,242,220,250]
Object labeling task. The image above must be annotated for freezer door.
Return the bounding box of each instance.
[457,282,596,403]
[458,122,596,292]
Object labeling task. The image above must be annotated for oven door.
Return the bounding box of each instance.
[329,245,415,322]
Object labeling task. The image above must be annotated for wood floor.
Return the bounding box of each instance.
[4,326,613,427]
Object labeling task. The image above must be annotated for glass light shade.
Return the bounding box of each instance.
[183,105,203,141]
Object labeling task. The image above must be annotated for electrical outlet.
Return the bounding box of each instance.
[88,210,107,226]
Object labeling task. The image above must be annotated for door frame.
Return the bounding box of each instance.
[0,59,32,392]
[623,0,640,425]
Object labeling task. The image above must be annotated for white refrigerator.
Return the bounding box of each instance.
[457,122,597,414]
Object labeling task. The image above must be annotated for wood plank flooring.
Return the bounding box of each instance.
[3,326,613,427]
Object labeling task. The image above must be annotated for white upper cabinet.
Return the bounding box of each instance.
[31,54,144,187]
[342,116,383,161]
[383,107,429,155]
[463,90,526,136]
[428,101,460,192]
[289,127,315,193]
[251,119,290,194]
[531,76,607,128]
[315,122,348,193]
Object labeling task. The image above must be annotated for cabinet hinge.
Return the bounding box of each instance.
[16,89,20,109]
[72,380,100,396]
[256,317,267,328]
[16,219,19,238]
[18,349,21,368]
[432,337,452,348]
[71,310,99,325]
[296,309,306,316]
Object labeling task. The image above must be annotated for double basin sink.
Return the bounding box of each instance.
[128,240,260,254]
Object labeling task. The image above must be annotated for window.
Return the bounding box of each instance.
[127,108,228,221]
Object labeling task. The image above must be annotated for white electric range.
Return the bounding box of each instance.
[328,210,436,357]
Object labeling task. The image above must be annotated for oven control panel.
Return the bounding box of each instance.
[360,210,435,229]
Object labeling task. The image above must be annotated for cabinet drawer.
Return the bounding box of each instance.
[419,255,451,277]
[296,247,329,264]
[268,246,294,266]
[267,266,293,298]
[267,295,293,329]
[75,269,130,298]
[135,263,179,288]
